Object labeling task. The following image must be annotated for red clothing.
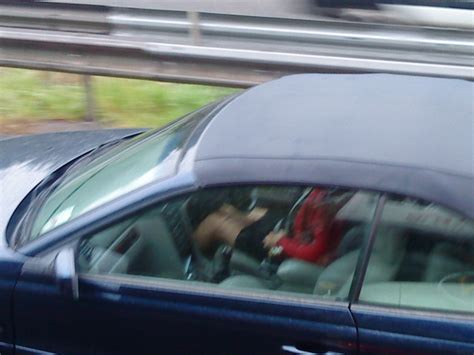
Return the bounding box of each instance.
[277,189,340,264]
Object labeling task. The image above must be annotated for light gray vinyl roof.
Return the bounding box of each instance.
[193,74,474,217]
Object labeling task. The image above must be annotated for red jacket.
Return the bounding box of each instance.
[277,189,341,264]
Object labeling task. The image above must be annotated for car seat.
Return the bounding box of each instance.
[219,225,363,293]
[423,242,474,282]
[314,225,407,297]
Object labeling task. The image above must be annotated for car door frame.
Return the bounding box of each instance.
[348,193,474,354]
[13,175,384,354]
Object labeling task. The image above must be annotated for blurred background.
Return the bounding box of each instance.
[1,0,472,136]
[0,68,237,134]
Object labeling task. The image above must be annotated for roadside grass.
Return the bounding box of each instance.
[0,68,238,128]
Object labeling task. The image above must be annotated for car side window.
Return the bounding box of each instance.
[78,186,379,301]
[359,195,474,313]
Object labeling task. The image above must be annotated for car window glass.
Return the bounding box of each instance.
[359,195,474,313]
[29,117,196,241]
[78,186,379,301]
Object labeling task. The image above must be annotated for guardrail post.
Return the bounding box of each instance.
[187,11,201,45]
[83,75,97,122]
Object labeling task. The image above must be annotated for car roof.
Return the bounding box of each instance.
[190,74,474,218]
[196,74,472,179]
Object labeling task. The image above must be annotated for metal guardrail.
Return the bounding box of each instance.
[0,2,473,87]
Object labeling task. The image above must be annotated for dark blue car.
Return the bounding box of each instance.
[0,74,473,354]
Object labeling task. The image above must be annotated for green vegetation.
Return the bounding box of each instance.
[0,68,238,128]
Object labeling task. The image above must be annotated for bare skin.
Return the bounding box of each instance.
[193,204,267,251]
[262,230,286,250]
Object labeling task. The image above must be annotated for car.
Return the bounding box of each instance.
[312,0,474,29]
[0,74,472,355]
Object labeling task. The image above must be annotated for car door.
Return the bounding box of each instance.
[0,250,24,355]
[12,250,97,355]
[351,194,474,354]
[13,184,380,354]
[79,185,384,355]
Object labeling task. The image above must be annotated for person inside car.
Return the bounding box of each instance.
[193,188,353,265]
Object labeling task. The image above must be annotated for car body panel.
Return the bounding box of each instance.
[0,249,26,354]
[13,257,96,354]
[76,275,358,354]
[352,304,474,354]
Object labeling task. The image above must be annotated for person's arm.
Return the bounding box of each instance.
[264,189,347,262]
[262,193,310,251]
[277,223,331,262]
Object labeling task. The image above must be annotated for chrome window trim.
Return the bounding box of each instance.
[351,302,474,322]
[79,272,351,310]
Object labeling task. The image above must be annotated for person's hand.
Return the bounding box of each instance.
[219,204,238,215]
[263,230,285,249]
[246,207,267,222]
